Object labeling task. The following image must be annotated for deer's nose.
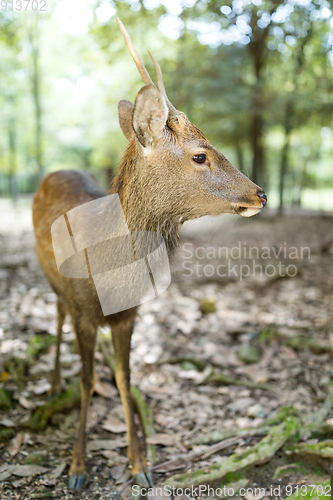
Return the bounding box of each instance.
[258,191,267,207]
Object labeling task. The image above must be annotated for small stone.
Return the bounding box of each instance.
[247,403,267,419]
[199,297,216,314]
[236,345,261,364]
[227,397,255,413]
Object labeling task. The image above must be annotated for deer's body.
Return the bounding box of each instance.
[33,19,266,490]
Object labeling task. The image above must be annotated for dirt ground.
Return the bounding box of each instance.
[0,198,333,499]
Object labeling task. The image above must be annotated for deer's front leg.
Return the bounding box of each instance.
[112,317,152,487]
[50,299,66,396]
[68,318,97,490]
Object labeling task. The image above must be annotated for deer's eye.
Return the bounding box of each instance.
[192,154,207,164]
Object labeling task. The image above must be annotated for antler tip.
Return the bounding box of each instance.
[117,17,125,32]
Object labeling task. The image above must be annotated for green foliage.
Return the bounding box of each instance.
[0,387,12,411]
[0,0,332,206]
[26,334,57,360]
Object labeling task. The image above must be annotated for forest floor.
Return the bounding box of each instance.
[0,198,333,500]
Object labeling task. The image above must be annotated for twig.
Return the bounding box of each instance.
[163,417,299,488]
[131,386,156,465]
[204,369,273,392]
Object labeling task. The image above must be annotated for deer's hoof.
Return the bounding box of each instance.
[68,473,86,490]
[134,471,153,487]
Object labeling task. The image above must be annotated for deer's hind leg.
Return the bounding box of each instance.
[68,315,97,490]
[111,316,152,487]
[50,298,66,396]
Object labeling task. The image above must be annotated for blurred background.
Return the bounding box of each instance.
[0,0,332,210]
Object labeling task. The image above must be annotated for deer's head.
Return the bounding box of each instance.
[117,19,266,223]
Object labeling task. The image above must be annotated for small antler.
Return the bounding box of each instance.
[117,18,179,118]
[117,18,153,86]
[148,51,178,118]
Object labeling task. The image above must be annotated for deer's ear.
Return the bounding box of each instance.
[132,84,168,148]
[118,100,135,141]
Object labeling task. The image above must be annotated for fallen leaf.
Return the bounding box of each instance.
[8,434,23,457]
[0,471,12,482]
[110,463,126,480]
[19,396,35,410]
[94,380,117,399]
[0,371,10,382]
[0,418,15,427]
[102,418,127,434]
[87,439,127,452]
[32,380,51,395]
[8,464,48,477]
[116,469,131,485]
[61,361,81,379]
[147,433,177,446]
[43,462,67,485]
[100,450,119,460]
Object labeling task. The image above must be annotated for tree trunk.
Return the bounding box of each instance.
[235,145,245,173]
[8,124,18,204]
[251,105,264,187]
[279,131,290,210]
[28,17,44,182]
[248,37,266,188]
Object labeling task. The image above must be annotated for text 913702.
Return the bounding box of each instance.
[1,0,46,11]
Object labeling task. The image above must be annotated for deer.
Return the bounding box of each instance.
[32,18,267,490]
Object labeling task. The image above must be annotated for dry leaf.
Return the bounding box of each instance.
[8,464,48,477]
[0,470,12,482]
[110,463,126,481]
[87,439,127,452]
[0,418,15,427]
[8,434,23,457]
[42,462,67,485]
[102,417,127,434]
[32,380,51,395]
[0,371,10,382]
[100,450,119,460]
[18,396,35,410]
[147,433,177,446]
[94,380,117,399]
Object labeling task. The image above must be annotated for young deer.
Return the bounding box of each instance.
[33,19,267,490]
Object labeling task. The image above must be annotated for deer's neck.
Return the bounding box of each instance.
[111,143,181,256]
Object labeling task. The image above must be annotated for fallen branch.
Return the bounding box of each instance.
[203,369,273,392]
[190,424,271,446]
[159,356,206,371]
[285,440,333,474]
[24,378,81,431]
[151,436,241,474]
[131,386,156,465]
[163,416,299,488]
[285,336,333,356]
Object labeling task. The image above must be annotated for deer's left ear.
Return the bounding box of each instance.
[118,100,135,141]
[132,84,168,148]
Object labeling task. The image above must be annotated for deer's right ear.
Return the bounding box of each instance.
[118,100,135,141]
[132,84,168,148]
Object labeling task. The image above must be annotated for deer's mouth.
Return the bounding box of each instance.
[235,206,262,218]
[235,191,267,217]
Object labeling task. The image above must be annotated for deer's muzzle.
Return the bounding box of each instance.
[236,189,267,218]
